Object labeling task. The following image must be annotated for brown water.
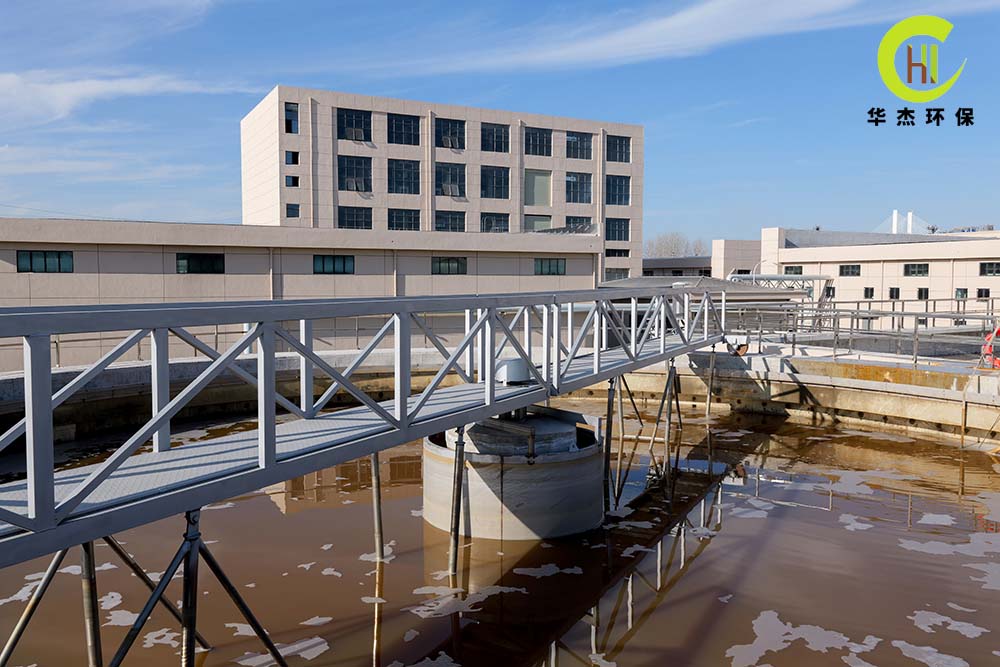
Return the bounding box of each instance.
[1,400,999,667]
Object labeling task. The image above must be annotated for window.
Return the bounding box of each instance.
[176,252,224,274]
[388,159,420,194]
[285,150,299,165]
[285,175,299,187]
[435,163,466,197]
[903,263,929,277]
[605,218,629,241]
[387,113,420,145]
[565,172,592,204]
[16,250,73,273]
[313,255,355,274]
[698,268,711,276]
[286,203,300,218]
[605,175,630,205]
[566,216,593,233]
[481,123,509,152]
[338,155,372,192]
[864,287,875,299]
[523,169,551,206]
[956,288,968,300]
[432,257,467,275]
[337,206,372,229]
[337,108,371,141]
[535,258,566,275]
[824,286,836,299]
[980,262,1000,276]
[607,135,631,162]
[435,118,465,149]
[839,264,861,277]
[284,102,298,134]
[388,209,420,231]
[783,265,803,275]
[480,213,509,233]
[670,270,683,276]
[524,215,552,232]
[566,131,592,159]
[480,166,509,199]
[889,287,900,299]
[524,127,552,156]
[605,248,630,258]
[435,211,465,232]
[735,269,751,275]
[605,268,629,281]
[978,288,991,299]
[917,287,929,300]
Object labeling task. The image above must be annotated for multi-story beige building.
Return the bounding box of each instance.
[241,85,642,281]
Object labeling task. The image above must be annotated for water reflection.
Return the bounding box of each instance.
[0,402,998,667]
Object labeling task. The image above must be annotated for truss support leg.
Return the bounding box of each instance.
[613,381,625,509]
[449,426,466,575]
[0,548,68,665]
[705,344,716,418]
[100,536,211,650]
[199,541,288,667]
[371,452,384,562]
[181,511,201,667]
[619,375,644,427]
[603,378,616,515]
[80,541,104,667]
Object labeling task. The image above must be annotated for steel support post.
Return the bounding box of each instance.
[593,302,602,374]
[371,452,384,562]
[151,328,170,453]
[394,313,411,426]
[0,549,67,665]
[299,319,314,416]
[613,381,625,507]
[542,305,551,387]
[551,304,561,392]
[705,345,716,418]
[23,334,54,526]
[180,511,201,667]
[449,426,466,575]
[464,309,475,379]
[603,379,616,515]
[80,541,104,667]
[257,324,276,468]
[630,298,638,356]
[484,310,496,405]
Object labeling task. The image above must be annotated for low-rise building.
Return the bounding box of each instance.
[642,255,711,277]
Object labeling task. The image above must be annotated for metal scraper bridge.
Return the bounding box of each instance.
[0,285,727,666]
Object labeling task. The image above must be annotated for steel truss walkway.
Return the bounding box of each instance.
[0,286,726,664]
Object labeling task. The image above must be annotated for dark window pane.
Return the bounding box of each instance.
[286,203,300,218]
[534,258,566,275]
[388,208,421,231]
[337,108,372,141]
[605,218,629,241]
[435,211,465,232]
[435,163,466,197]
[388,159,420,194]
[284,102,298,134]
[524,127,552,156]
[387,113,420,145]
[16,250,30,272]
[480,166,509,199]
[566,131,592,159]
[435,118,465,149]
[607,135,631,162]
[285,151,299,165]
[480,213,509,233]
[176,253,224,274]
[784,265,803,275]
[432,257,468,275]
[566,172,592,203]
[481,123,509,152]
[337,206,373,229]
[337,155,372,192]
[313,254,355,274]
[605,175,630,205]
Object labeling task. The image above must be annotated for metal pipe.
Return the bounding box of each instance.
[80,541,104,667]
[448,426,466,575]
[371,452,384,562]
[603,378,616,515]
[0,548,68,665]
[181,511,201,667]
[705,345,716,418]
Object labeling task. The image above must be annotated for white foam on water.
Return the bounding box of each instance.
[226,623,255,636]
[725,610,880,667]
[917,514,956,526]
[963,562,1000,591]
[589,653,616,667]
[512,564,583,579]
[839,429,915,443]
[321,544,333,551]
[689,527,718,539]
[0,581,42,606]
[429,570,451,581]
[141,628,180,648]
[946,603,977,613]
[403,585,526,619]
[300,616,332,626]
[908,610,989,638]
[405,651,459,667]
[204,502,235,510]
[621,544,655,558]
[618,520,654,530]
[321,568,342,577]
[342,500,356,505]
[59,562,117,576]
[99,591,122,610]
[410,508,423,517]
[103,610,139,627]
[236,636,330,666]
[899,533,1000,557]
[718,594,733,603]
[298,562,316,571]
[414,586,464,596]
[975,492,1000,522]
[839,514,875,532]
[362,596,386,604]
[404,629,419,642]
[245,583,256,588]
[360,540,397,562]
[891,640,968,667]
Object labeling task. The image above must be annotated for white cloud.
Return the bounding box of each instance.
[0,70,256,128]
[376,0,1000,73]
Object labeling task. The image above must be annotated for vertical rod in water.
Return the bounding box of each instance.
[80,541,103,667]
[449,426,466,575]
[371,452,384,562]
[603,378,616,515]
[181,510,201,667]
[0,549,68,665]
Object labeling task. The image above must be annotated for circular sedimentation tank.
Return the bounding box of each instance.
[422,414,603,540]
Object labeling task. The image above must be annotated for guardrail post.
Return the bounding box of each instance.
[683,293,691,339]
[24,334,55,526]
[630,297,638,355]
[257,324,276,468]
[464,309,475,380]
[593,301,602,373]
[523,307,531,364]
[703,292,710,340]
[299,320,314,416]
[551,303,561,392]
[659,296,667,353]
[542,305,552,385]
[721,291,727,332]
[394,312,411,426]
[484,309,496,405]
[151,328,171,453]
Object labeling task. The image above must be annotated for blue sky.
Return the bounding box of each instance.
[2,0,998,243]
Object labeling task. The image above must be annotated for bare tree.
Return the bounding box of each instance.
[643,232,707,258]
